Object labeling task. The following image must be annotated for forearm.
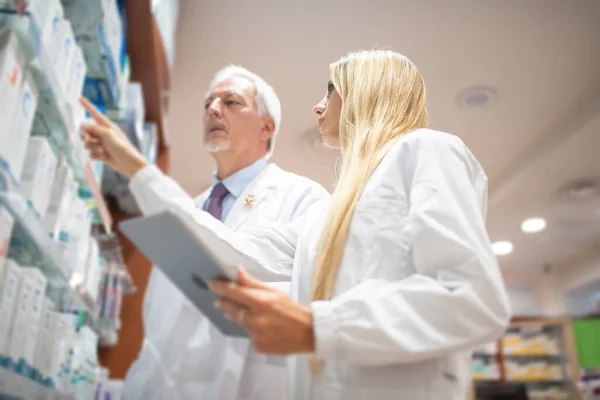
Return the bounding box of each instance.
[128,165,299,281]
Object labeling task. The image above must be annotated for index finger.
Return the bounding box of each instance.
[79,96,113,126]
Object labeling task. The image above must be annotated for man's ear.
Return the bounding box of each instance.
[260,116,275,143]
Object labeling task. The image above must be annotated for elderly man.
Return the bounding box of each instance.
[81,65,329,400]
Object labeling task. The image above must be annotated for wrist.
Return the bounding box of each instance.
[302,306,316,353]
[122,152,149,178]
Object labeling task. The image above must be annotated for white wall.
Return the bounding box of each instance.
[152,0,180,69]
[505,283,543,316]
[501,254,600,317]
[557,254,600,292]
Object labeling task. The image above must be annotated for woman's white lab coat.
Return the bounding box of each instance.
[129,128,511,400]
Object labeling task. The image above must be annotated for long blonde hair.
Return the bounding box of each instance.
[309,50,428,374]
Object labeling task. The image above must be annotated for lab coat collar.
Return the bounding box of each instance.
[196,164,284,231]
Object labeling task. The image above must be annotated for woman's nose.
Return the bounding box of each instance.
[313,98,326,116]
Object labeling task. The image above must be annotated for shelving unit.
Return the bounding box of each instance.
[0,367,74,400]
[0,164,98,316]
[471,317,582,400]
[0,4,113,233]
[1,1,171,393]
[0,0,134,398]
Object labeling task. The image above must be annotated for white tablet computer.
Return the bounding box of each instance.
[120,209,252,337]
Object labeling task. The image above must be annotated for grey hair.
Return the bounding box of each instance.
[206,65,281,159]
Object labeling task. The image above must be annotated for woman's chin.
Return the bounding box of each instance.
[322,135,341,149]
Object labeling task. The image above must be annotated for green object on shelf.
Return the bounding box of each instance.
[572,318,600,368]
[77,311,88,328]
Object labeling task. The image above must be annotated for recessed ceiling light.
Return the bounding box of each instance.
[457,87,497,109]
[521,217,547,233]
[492,241,513,256]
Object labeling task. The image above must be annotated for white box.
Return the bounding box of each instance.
[84,239,100,303]
[52,312,78,392]
[38,0,65,67]
[12,266,46,372]
[71,100,86,133]
[19,136,57,219]
[0,206,15,265]
[5,70,39,181]
[73,134,90,168]
[56,20,76,92]
[45,158,75,239]
[6,266,34,370]
[26,0,59,36]
[0,29,26,179]
[48,312,66,383]
[49,312,68,389]
[34,297,57,380]
[20,267,47,319]
[66,44,87,105]
[0,259,22,356]
[68,199,91,285]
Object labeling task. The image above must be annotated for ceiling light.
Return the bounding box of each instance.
[457,87,497,109]
[521,217,547,234]
[492,241,513,256]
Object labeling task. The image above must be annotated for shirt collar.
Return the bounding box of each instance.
[211,158,268,199]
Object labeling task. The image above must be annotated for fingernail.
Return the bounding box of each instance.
[214,300,222,309]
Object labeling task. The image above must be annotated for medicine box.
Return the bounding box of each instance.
[0,28,26,182]
[5,264,33,374]
[0,259,22,358]
[0,206,15,265]
[19,136,58,219]
[5,70,39,182]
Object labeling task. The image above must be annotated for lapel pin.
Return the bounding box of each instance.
[244,195,255,208]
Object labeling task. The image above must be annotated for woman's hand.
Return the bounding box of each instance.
[210,268,315,355]
[79,97,149,178]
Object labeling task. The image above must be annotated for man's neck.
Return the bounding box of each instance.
[214,152,266,181]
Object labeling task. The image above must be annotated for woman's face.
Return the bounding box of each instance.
[313,82,342,148]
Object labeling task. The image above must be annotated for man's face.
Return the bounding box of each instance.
[203,76,272,156]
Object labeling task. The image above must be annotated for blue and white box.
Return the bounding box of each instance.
[0,259,22,363]
[19,136,57,219]
[5,70,39,182]
[0,28,26,182]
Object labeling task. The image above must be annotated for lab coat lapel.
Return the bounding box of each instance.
[224,164,279,231]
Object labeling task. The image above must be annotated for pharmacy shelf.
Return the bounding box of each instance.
[473,352,497,358]
[473,377,502,382]
[0,6,112,232]
[504,353,565,360]
[0,162,98,317]
[0,366,73,400]
[506,379,568,385]
[475,352,564,359]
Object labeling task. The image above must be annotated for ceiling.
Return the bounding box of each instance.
[164,0,600,276]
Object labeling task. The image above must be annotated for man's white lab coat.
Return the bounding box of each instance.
[123,163,330,400]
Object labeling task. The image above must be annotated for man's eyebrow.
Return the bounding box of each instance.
[204,91,245,102]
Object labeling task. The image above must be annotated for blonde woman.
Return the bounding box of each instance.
[81,50,510,399]
[209,50,511,399]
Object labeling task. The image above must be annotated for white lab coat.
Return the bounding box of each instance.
[123,163,330,400]
[128,129,511,400]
